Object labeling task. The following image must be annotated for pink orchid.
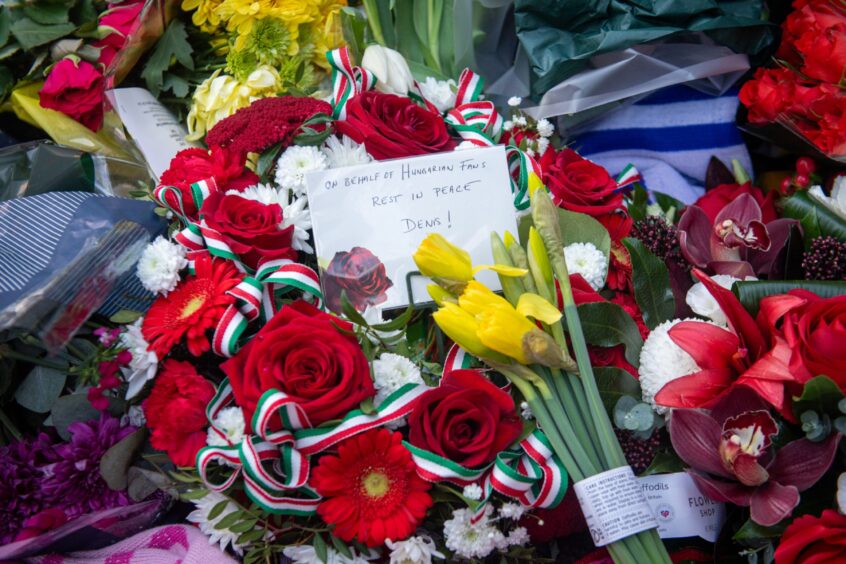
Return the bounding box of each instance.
[655,269,797,418]
[670,386,840,526]
[678,193,798,278]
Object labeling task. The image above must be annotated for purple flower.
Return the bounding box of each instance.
[42,414,135,519]
[670,386,840,526]
[0,433,59,544]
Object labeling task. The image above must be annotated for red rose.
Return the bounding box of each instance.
[759,290,846,389]
[323,247,393,313]
[158,147,259,219]
[775,510,846,563]
[796,27,846,85]
[335,91,455,160]
[94,0,145,67]
[143,360,215,467]
[543,149,623,217]
[200,192,296,270]
[739,67,796,123]
[692,182,779,224]
[408,370,522,468]
[222,301,374,427]
[39,59,105,131]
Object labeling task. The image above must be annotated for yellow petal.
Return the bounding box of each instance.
[473,264,529,277]
[527,171,545,198]
[458,280,510,316]
[477,307,535,364]
[433,303,492,358]
[516,294,562,324]
[528,227,553,286]
[413,233,474,282]
[503,230,518,249]
[427,284,455,306]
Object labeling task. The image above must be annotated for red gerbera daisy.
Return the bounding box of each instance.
[311,428,432,548]
[142,254,242,357]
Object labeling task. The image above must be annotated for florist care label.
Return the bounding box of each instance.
[639,472,725,542]
[107,88,196,180]
[306,145,518,311]
[573,466,658,547]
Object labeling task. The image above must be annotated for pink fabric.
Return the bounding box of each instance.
[26,525,237,564]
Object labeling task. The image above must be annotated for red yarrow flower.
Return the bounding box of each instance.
[143,359,215,467]
[311,428,433,547]
[206,96,333,155]
[142,253,242,357]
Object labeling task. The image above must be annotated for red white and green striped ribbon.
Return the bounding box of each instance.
[488,430,568,509]
[506,146,541,211]
[152,178,217,223]
[455,69,484,107]
[443,344,474,375]
[445,101,503,147]
[327,46,377,120]
[615,164,642,190]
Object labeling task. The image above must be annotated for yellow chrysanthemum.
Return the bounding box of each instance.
[186,66,281,141]
[182,0,225,33]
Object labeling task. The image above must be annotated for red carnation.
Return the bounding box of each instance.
[158,146,259,219]
[143,359,215,467]
[206,96,333,155]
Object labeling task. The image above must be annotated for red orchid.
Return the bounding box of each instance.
[670,387,840,526]
[678,193,797,278]
[654,269,797,418]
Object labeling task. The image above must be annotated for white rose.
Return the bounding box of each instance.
[361,45,414,96]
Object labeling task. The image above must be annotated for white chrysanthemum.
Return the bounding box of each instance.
[281,193,313,254]
[536,118,554,138]
[499,503,525,520]
[506,526,530,546]
[275,145,328,195]
[229,183,284,206]
[120,319,158,400]
[283,545,378,564]
[519,401,534,420]
[507,96,522,107]
[443,506,506,559]
[386,535,445,564]
[686,274,755,326]
[502,120,514,132]
[837,472,846,514]
[419,77,457,113]
[373,353,424,406]
[322,135,372,168]
[462,483,483,501]
[206,406,246,447]
[187,492,249,555]
[809,178,846,221]
[136,236,187,295]
[639,318,714,413]
[564,242,607,291]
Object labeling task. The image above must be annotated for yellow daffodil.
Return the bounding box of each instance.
[427,284,455,306]
[527,171,545,198]
[413,234,527,292]
[476,305,537,363]
[186,66,281,140]
[432,302,497,360]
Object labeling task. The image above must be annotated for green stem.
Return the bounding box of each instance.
[0,348,68,371]
[0,408,22,442]
[541,368,602,470]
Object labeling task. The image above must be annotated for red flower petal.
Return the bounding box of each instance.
[654,369,734,409]
[668,321,739,370]
[768,434,841,491]
[669,409,732,478]
[750,481,800,527]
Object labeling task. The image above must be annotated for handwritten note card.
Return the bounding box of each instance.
[306,146,518,311]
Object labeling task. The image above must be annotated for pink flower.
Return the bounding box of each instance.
[39,59,105,131]
[94,0,144,67]
[670,387,840,526]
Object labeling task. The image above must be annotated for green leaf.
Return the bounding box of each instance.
[793,375,845,419]
[623,238,675,329]
[237,529,266,544]
[24,3,71,25]
[109,309,143,324]
[0,43,20,62]
[370,305,413,331]
[256,143,282,182]
[180,488,210,500]
[162,73,190,98]
[214,510,244,530]
[14,366,66,413]
[783,191,846,246]
[0,6,11,46]
[359,397,376,415]
[141,20,193,96]
[576,302,644,367]
[733,280,846,317]
[519,209,611,266]
[340,6,369,61]
[100,428,146,490]
[229,519,258,533]
[641,451,685,476]
[330,535,353,559]
[339,290,369,326]
[207,499,230,521]
[51,393,100,440]
[653,191,684,218]
[594,366,641,415]
[10,18,75,50]
[0,64,11,100]
[313,533,328,563]
[733,518,786,542]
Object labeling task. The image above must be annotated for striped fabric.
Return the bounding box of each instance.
[571,85,752,204]
[0,192,165,342]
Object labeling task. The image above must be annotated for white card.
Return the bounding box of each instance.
[305,146,518,312]
[639,472,726,542]
[107,88,196,181]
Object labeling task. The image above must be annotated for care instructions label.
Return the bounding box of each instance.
[639,472,726,542]
[305,145,518,311]
[573,466,658,547]
[107,88,196,181]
